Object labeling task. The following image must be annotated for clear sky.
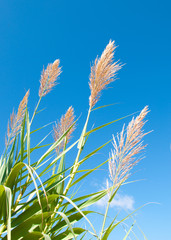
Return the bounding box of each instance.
[0,0,170,239]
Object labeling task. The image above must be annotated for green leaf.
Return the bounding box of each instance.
[61,190,109,228]
[22,232,51,240]
[71,154,110,187]
[36,121,76,166]
[91,103,119,111]
[58,194,97,237]
[30,121,53,135]
[21,231,45,240]
[101,218,117,240]
[55,141,67,195]
[2,212,53,240]
[108,183,122,203]
[55,211,76,240]
[5,187,12,240]
[79,140,111,166]
[20,114,26,163]
[62,188,109,217]
[13,175,71,215]
[102,204,150,240]
[77,109,90,150]
[85,112,139,137]
[12,195,58,227]
[52,227,85,240]
[42,233,51,240]
[0,186,12,240]
[21,168,69,200]
[26,111,30,166]
[39,140,78,176]
[0,185,6,220]
[0,138,16,185]
[6,162,46,215]
[50,211,92,233]
[5,162,25,189]
[123,221,136,240]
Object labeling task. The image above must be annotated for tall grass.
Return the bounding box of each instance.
[0,40,149,240]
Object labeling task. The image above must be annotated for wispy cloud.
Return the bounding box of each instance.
[96,193,135,211]
[94,179,135,211]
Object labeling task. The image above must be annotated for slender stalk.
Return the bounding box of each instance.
[100,185,115,239]
[30,97,42,125]
[63,108,91,196]
[100,200,110,239]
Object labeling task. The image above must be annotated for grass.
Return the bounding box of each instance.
[0,40,149,240]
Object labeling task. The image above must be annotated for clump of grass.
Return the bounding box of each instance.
[0,40,149,240]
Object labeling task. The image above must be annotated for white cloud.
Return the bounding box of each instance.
[111,193,135,210]
[96,193,135,211]
[95,179,135,211]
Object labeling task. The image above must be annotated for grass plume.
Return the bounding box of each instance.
[53,106,75,153]
[109,106,149,186]
[5,90,29,146]
[89,40,121,109]
[39,59,62,97]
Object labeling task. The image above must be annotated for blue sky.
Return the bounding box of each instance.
[0,0,170,239]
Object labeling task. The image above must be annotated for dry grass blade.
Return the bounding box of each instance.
[6,90,29,146]
[53,106,75,153]
[89,40,121,109]
[39,59,62,97]
[109,106,149,186]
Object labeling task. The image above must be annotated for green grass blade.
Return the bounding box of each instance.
[3,212,53,240]
[36,121,76,167]
[53,227,85,240]
[55,211,76,240]
[4,186,12,240]
[123,221,136,240]
[59,194,97,237]
[30,121,54,134]
[26,111,30,166]
[78,140,111,166]
[91,103,119,111]
[71,156,110,187]
[85,112,139,136]
[51,211,92,233]
[12,195,58,227]
[20,115,26,163]
[38,140,78,176]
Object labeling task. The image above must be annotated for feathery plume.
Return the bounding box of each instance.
[109,106,149,186]
[53,106,75,153]
[39,59,62,97]
[89,40,121,109]
[6,90,29,146]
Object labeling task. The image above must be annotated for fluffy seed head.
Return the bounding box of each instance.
[109,106,149,186]
[39,59,62,97]
[89,40,121,109]
[53,106,75,153]
[6,90,29,146]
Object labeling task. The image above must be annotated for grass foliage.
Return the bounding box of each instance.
[0,40,149,239]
